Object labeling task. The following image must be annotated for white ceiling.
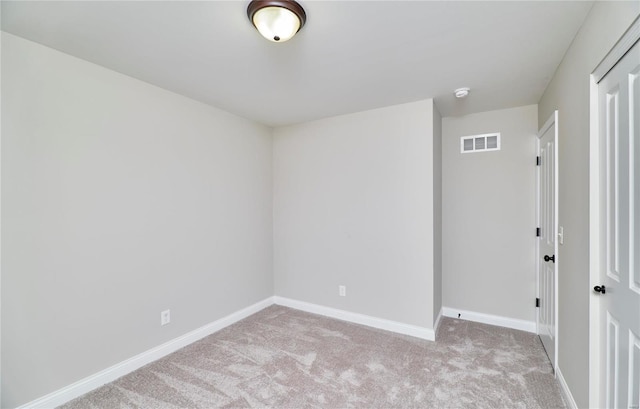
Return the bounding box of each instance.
[1,1,593,127]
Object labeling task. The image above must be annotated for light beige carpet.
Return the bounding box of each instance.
[60,306,566,408]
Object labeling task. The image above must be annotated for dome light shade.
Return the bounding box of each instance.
[454,87,470,98]
[248,1,306,42]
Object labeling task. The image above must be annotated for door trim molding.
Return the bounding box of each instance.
[589,70,602,409]
[592,15,640,84]
[589,15,640,407]
[538,109,558,137]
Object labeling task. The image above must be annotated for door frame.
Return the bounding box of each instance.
[589,15,640,408]
[536,110,559,374]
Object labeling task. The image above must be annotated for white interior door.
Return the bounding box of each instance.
[594,39,640,409]
[537,111,558,372]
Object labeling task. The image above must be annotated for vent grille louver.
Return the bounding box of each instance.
[461,133,501,153]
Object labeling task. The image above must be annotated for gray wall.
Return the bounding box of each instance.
[1,33,274,408]
[442,105,538,322]
[537,2,640,407]
[273,100,438,329]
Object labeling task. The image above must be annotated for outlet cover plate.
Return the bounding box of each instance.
[161,310,170,326]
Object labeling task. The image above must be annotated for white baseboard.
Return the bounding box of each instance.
[274,296,435,341]
[20,296,439,408]
[441,306,536,333]
[17,296,275,409]
[556,367,578,409]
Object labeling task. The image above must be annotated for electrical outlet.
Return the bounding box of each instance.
[161,309,170,326]
[339,285,346,297]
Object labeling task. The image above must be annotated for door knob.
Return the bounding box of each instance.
[544,255,555,263]
[593,285,606,294]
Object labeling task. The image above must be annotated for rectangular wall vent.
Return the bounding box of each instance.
[460,133,501,153]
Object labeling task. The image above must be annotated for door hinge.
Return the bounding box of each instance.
[536,156,541,166]
[536,227,541,237]
[536,298,540,308]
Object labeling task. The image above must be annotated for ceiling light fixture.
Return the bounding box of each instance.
[454,87,470,98]
[247,0,306,43]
